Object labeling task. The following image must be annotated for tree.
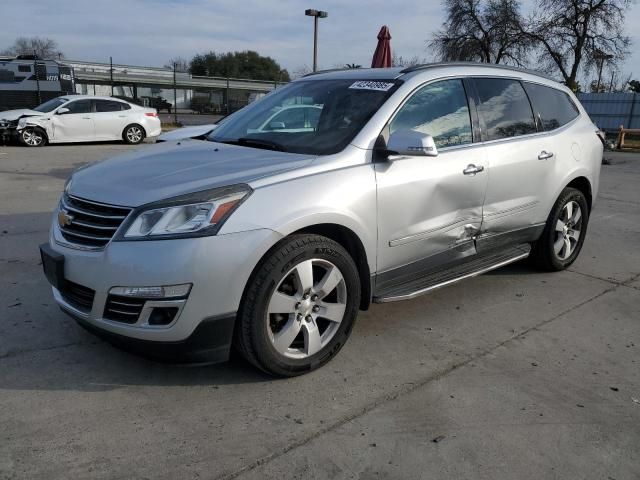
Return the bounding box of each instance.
[1,36,63,59]
[391,53,423,67]
[524,0,631,91]
[628,80,640,93]
[189,51,290,81]
[429,0,530,65]
[164,57,189,72]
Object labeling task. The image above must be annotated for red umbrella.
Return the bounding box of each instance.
[371,26,392,68]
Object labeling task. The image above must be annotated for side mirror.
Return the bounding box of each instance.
[385,129,438,158]
[57,107,70,115]
[269,121,286,130]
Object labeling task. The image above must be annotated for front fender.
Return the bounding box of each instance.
[221,163,378,273]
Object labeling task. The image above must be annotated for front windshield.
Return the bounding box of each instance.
[208,79,400,155]
[33,97,68,113]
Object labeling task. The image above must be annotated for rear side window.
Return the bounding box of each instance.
[523,82,579,131]
[473,78,536,141]
[18,64,31,72]
[95,100,126,112]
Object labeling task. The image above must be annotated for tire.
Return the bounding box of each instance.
[530,187,589,271]
[123,124,145,144]
[20,127,47,147]
[235,234,361,377]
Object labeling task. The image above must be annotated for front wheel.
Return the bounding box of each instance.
[530,187,589,271]
[20,127,47,147]
[235,234,361,377]
[123,124,145,144]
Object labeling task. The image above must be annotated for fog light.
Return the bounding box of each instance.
[109,284,191,299]
[148,307,179,326]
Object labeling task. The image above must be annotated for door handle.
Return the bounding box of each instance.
[538,150,554,160]
[118,115,127,118]
[463,164,484,176]
[82,117,91,120]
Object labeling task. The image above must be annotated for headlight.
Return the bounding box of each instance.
[120,185,251,240]
[18,118,27,128]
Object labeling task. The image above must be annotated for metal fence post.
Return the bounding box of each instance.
[226,76,230,115]
[173,63,178,124]
[33,50,41,105]
[110,56,114,95]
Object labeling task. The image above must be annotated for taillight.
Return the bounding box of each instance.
[145,112,158,117]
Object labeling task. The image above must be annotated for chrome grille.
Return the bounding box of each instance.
[103,295,145,324]
[59,194,132,248]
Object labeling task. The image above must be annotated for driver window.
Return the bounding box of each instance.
[64,100,92,114]
[390,79,472,149]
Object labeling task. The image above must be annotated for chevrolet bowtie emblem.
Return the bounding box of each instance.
[58,209,74,227]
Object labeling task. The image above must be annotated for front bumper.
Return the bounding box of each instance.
[46,220,282,360]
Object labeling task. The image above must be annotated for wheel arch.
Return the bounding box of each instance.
[565,176,593,212]
[292,223,372,311]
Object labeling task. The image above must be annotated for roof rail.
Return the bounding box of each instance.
[302,67,350,77]
[400,62,556,81]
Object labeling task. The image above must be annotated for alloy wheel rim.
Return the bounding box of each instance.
[127,127,142,142]
[23,129,42,146]
[554,200,582,260]
[266,258,347,359]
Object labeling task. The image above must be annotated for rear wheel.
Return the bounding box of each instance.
[123,124,145,144]
[20,127,47,147]
[530,187,589,271]
[235,234,361,377]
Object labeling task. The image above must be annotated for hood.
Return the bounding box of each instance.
[69,140,316,206]
[157,124,217,142]
[0,109,43,121]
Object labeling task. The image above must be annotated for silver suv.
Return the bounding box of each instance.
[40,63,603,376]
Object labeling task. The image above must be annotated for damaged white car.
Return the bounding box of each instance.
[5,95,161,147]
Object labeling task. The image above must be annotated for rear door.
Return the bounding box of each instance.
[375,78,488,278]
[51,99,94,142]
[93,99,130,140]
[471,77,552,251]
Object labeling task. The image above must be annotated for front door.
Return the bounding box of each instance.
[375,79,488,278]
[52,99,94,142]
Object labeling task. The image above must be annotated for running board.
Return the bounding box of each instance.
[373,245,531,303]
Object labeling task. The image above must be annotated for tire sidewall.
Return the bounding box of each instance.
[544,189,589,270]
[20,127,46,147]
[123,124,145,144]
[246,237,361,376]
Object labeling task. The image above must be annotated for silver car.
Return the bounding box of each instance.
[40,63,603,376]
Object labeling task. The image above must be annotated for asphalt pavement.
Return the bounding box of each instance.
[0,143,638,480]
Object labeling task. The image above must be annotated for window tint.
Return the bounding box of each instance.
[474,78,536,141]
[64,100,92,114]
[96,100,125,112]
[120,102,131,110]
[390,79,472,148]
[523,82,579,131]
[18,64,31,72]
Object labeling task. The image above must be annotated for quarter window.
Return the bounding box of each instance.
[390,79,473,148]
[474,78,537,141]
[523,82,579,131]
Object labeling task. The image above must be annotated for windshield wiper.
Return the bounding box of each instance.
[219,137,288,152]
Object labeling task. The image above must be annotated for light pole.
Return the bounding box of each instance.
[594,50,613,93]
[305,9,328,72]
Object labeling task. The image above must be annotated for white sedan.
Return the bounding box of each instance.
[7,95,161,147]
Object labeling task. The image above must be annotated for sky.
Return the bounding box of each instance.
[1,0,639,85]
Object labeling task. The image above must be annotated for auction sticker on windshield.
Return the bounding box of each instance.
[348,81,395,91]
